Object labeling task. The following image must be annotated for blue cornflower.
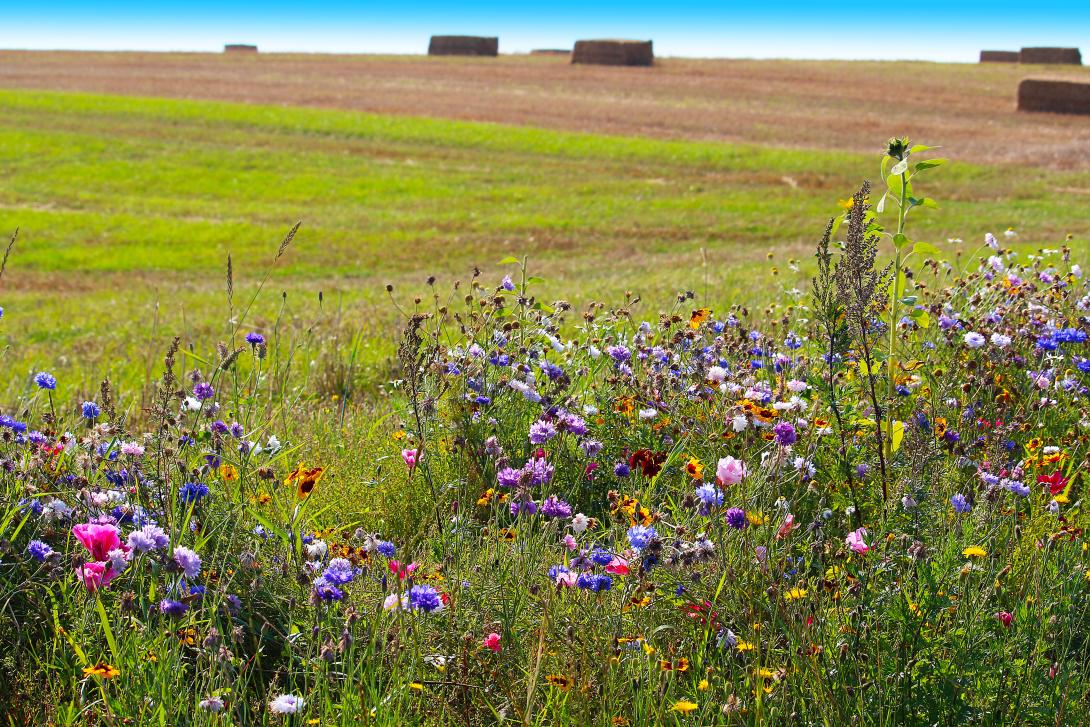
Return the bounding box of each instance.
[376,540,396,558]
[613,462,630,477]
[695,483,724,508]
[179,482,210,505]
[408,585,443,613]
[627,525,657,551]
[313,577,345,602]
[576,573,613,592]
[81,401,101,419]
[159,599,189,617]
[34,372,57,390]
[951,493,971,514]
[27,539,54,561]
[245,332,266,346]
[322,557,358,586]
[589,548,614,566]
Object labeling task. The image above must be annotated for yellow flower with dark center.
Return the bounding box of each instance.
[545,674,573,690]
[689,307,711,329]
[934,418,947,440]
[659,657,690,672]
[83,662,120,679]
[685,457,704,480]
[286,464,325,499]
[736,640,756,652]
[219,464,239,482]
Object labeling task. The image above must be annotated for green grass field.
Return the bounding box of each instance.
[2,88,1089,399]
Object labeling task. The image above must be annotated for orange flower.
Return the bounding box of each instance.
[689,308,711,329]
[218,464,239,482]
[82,662,119,679]
[286,464,325,499]
[545,674,573,690]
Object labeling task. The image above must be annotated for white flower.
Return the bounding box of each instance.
[990,333,1011,348]
[571,513,590,534]
[786,379,808,393]
[304,540,328,561]
[183,397,202,412]
[269,694,304,714]
[383,593,408,611]
[587,345,601,359]
[199,697,225,712]
[731,414,748,432]
[987,255,1005,272]
[707,366,727,384]
[1004,227,1017,238]
[120,441,145,456]
[963,332,986,349]
[985,232,998,250]
[638,408,658,420]
[266,434,282,454]
[1072,265,1083,279]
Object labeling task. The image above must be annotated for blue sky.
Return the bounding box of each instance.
[4,2,1089,62]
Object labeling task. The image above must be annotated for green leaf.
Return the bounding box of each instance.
[876,193,887,214]
[526,276,546,284]
[909,144,935,154]
[910,309,931,328]
[890,159,909,176]
[912,241,941,257]
[95,597,120,664]
[891,421,905,452]
[893,233,911,250]
[914,158,947,173]
[498,256,520,265]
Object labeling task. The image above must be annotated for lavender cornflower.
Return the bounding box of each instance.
[322,557,358,585]
[34,372,57,390]
[605,345,631,363]
[173,546,202,579]
[128,523,169,552]
[951,494,971,514]
[27,539,54,561]
[695,483,724,509]
[725,507,748,529]
[528,420,557,444]
[408,585,443,613]
[192,382,214,401]
[540,496,572,519]
[313,578,345,602]
[773,421,797,446]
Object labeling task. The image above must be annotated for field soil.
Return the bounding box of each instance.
[2,51,1089,169]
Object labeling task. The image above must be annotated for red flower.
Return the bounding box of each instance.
[1037,471,1069,496]
[629,449,667,478]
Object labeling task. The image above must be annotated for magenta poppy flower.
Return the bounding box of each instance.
[72,523,121,562]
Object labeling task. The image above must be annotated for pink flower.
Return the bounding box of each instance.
[605,557,630,576]
[388,560,418,580]
[845,527,870,555]
[554,571,578,588]
[561,534,578,550]
[73,523,121,562]
[995,611,1013,627]
[716,456,747,486]
[776,513,796,540]
[75,561,116,592]
[402,448,418,469]
[483,632,502,653]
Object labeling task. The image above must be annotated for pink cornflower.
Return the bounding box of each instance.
[402,448,418,469]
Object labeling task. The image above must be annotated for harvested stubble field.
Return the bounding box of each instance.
[0,52,1089,397]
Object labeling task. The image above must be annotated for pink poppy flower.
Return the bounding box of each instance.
[483,632,501,653]
[73,523,121,562]
[845,527,870,555]
[995,611,1013,627]
[75,561,116,592]
[605,557,630,576]
[716,456,747,486]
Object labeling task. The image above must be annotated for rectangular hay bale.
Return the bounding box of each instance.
[224,44,258,54]
[571,39,653,67]
[1020,47,1082,65]
[428,36,499,57]
[1018,78,1090,115]
[980,50,1019,63]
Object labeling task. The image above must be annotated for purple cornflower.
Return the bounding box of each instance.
[173,546,202,579]
[313,576,345,601]
[613,462,631,477]
[497,467,521,488]
[245,332,266,346]
[322,557,358,585]
[192,382,214,401]
[773,421,797,446]
[951,494,971,514]
[81,401,101,419]
[408,585,443,613]
[528,420,557,444]
[605,345,631,363]
[34,372,57,390]
[726,507,748,529]
[525,457,554,485]
[509,500,538,516]
[540,496,572,519]
[581,439,603,458]
[229,422,244,439]
[576,573,613,592]
[627,525,657,550]
[27,539,54,561]
[128,523,169,552]
[159,599,189,617]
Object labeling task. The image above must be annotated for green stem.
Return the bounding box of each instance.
[884,168,909,466]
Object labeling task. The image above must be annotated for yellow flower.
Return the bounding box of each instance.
[218,464,239,482]
[545,674,573,691]
[689,308,711,329]
[736,640,756,653]
[82,662,119,679]
[391,430,406,441]
[409,682,424,691]
[697,679,709,691]
[671,700,699,715]
[783,587,808,602]
[286,464,325,499]
[746,511,766,526]
[685,457,704,480]
[963,546,987,558]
